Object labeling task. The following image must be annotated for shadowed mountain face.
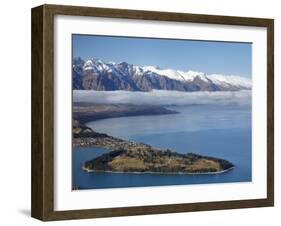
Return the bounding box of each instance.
[72,58,252,92]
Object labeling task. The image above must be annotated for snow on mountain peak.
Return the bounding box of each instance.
[108,61,116,65]
[143,66,185,81]
[83,58,111,72]
[181,70,208,82]
[83,60,95,71]
[78,58,251,90]
[209,74,252,88]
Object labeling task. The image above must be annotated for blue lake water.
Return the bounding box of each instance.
[72,104,252,189]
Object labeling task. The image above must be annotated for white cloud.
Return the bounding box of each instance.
[73,90,251,106]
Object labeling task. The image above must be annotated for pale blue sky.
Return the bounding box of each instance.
[72,34,252,78]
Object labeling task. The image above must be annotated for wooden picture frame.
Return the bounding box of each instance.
[31,4,274,221]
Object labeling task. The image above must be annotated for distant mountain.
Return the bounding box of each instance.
[72,57,251,92]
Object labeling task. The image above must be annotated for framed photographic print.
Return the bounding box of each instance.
[31,4,274,221]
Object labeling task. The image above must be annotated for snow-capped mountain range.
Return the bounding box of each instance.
[73,57,251,92]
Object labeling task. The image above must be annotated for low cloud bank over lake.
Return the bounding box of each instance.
[73,90,251,106]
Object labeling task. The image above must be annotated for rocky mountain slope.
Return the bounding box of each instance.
[73,57,251,92]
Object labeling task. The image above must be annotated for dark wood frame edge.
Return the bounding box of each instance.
[31,4,274,221]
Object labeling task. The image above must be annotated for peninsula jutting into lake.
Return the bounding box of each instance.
[73,104,234,175]
[72,35,252,189]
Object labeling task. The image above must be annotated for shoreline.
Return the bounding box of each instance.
[73,106,235,175]
[82,166,235,175]
[73,103,179,124]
